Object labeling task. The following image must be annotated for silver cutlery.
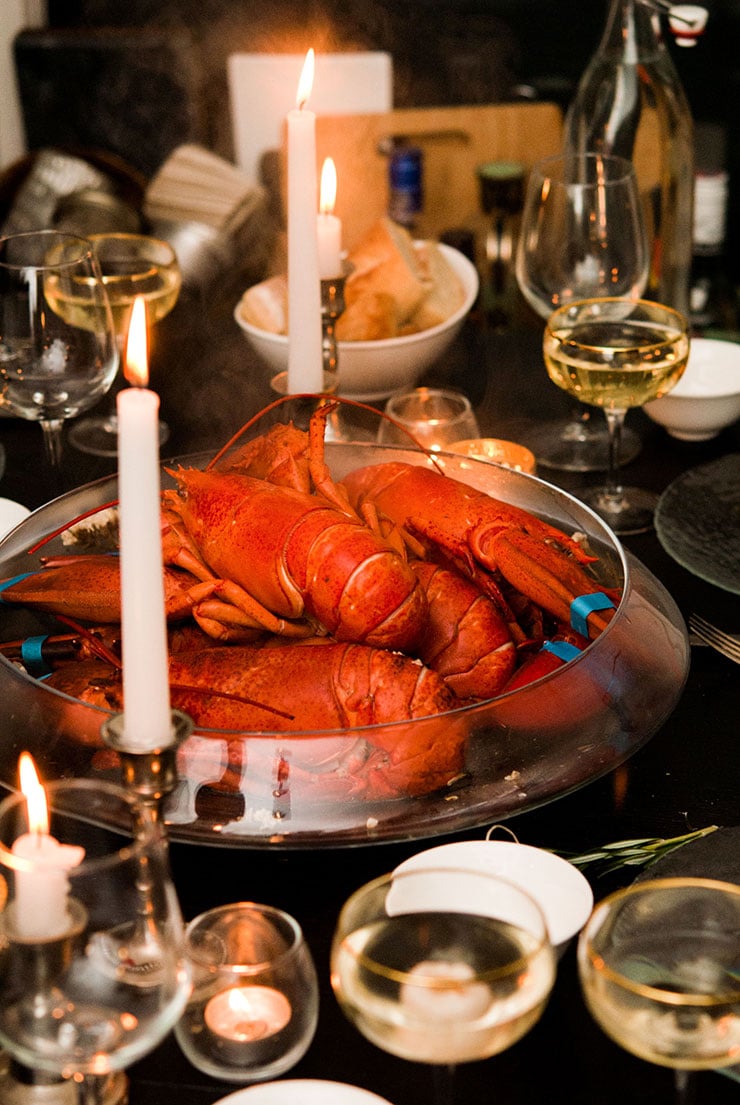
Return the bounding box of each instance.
[688,614,740,665]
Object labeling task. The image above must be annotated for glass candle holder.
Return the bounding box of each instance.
[174,902,319,1083]
[377,388,480,450]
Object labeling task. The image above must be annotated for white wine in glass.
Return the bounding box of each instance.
[515,152,649,472]
[331,867,556,1104]
[578,878,740,1102]
[66,233,181,457]
[543,297,689,535]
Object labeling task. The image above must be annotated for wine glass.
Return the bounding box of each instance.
[0,230,118,489]
[544,297,689,535]
[578,878,740,1104]
[67,232,182,457]
[515,152,649,471]
[0,775,191,1105]
[330,866,556,1105]
[377,387,481,450]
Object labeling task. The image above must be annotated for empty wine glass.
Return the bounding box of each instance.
[68,232,181,457]
[0,773,192,1105]
[578,877,740,1104]
[0,230,118,489]
[515,152,649,471]
[544,297,689,535]
[331,866,556,1105]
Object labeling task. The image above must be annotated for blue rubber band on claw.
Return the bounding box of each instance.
[570,592,615,636]
[21,636,53,678]
[542,639,583,663]
[0,572,36,600]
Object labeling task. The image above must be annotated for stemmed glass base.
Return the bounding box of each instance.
[523,414,642,473]
[69,413,170,458]
[580,484,659,536]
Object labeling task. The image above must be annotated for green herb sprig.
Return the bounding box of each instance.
[555,825,719,878]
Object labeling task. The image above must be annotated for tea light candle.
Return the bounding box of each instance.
[204,985,292,1043]
[11,754,85,941]
[287,49,323,394]
[318,157,342,279]
[448,438,537,474]
[116,296,173,750]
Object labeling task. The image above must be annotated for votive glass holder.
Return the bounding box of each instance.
[174,902,319,1084]
[377,387,480,450]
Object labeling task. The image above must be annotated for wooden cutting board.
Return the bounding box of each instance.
[305,102,563,248]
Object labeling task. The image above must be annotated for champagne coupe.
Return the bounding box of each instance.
[515,152,649,471]
[544,297,689,535]
[578,878,740,1104]
[67,232,181,457]
[0,230,118,487]
[0,776,191,1105]
[331,866,556,1105]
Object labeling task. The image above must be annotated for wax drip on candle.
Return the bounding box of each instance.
[11,753,85,941]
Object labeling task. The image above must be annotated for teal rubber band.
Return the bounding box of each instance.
[0,572,36,600]
[542,639,583,663]
[570,592,615,636]
[21,636,53,677]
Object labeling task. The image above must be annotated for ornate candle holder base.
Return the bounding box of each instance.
[101,710,193,830]
[0,1057,127,1105]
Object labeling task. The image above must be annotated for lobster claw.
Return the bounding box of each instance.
[485,529,618,639]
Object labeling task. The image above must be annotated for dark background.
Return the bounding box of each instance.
[10,1,740,273]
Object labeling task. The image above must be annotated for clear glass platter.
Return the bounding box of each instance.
[0,443,689,848]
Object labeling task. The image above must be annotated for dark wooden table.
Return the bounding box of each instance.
[1,293,738,1104]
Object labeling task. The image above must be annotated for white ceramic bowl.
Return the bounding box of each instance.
[234,243,479,402]
[395,840,593,951]
[214,1081,394,1105]
[644,336,740,441]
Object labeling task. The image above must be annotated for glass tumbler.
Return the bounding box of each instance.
[377,387,480,450]
[175,902,319,1083]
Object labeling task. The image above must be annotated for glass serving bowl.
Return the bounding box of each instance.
[0,444,689,848]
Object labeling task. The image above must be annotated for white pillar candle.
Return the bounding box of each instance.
[287,48,323,394]
[318,157,342,279]
[11,754,85,941]
[116,296,173,750]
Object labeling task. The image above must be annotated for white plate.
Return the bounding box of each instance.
[213,1080,395,1105]
[395,840,593,949]
[0,498,30,541]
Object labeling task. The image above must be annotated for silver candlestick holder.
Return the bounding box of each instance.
[101,709,193,832]
[269,264,352,436]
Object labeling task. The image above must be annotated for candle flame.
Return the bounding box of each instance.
[296,48,315,109]
[124,295,149,387]
[18,753,49,836]
[320,157,337,215]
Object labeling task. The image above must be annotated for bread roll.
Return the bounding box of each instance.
[408,242,467,331]
[345,217,427,325]
[335,291,398,341]
[239,274,288,333]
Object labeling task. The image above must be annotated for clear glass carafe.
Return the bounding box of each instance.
[564,0,694,318]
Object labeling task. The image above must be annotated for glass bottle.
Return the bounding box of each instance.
[563,0,694,318]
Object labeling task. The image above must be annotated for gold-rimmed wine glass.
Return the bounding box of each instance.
[578,877,740,1104]
[0,230,118,490]
[330,866,556,1105]
[67,232,181,457]
[544,297,689,535]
